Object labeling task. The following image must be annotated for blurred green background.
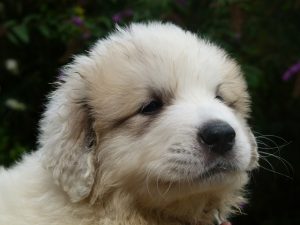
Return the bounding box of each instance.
[0,0,299,224]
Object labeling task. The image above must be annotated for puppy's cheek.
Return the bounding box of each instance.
[99,127,168,181]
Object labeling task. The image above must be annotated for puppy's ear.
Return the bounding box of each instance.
[39,69,96,202]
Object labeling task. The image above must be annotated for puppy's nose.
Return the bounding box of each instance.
[198,120,236,154]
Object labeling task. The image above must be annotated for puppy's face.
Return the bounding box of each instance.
[79,23,259,200]
[41,23,258,208]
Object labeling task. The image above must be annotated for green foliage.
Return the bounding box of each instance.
[0,0,300,224]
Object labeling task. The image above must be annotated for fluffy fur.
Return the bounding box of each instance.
[0,22,258,225]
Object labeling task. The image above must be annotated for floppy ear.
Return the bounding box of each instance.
[38,69,96,202]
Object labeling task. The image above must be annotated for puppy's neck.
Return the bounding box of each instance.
[90,188,241,225]
[135,191,230,225]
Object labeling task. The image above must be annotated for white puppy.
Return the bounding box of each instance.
[0,22,258,225]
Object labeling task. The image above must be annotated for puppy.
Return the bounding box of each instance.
[0,22,258,225]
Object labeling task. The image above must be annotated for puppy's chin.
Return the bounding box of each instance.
[133,168,248,204]
[131,169,248,221]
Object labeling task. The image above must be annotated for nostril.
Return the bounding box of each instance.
[198,120,236,154]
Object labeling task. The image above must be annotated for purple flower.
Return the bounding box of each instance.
[70,16,84,27]
[282,61,300,81]
[112,9,133,23]
[112,14,122,23]
[239,202,246,209]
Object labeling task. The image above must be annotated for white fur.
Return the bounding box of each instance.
[0,22,258,225]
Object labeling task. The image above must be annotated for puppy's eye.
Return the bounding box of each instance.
[140,100,163,115]
[215,95,224,102]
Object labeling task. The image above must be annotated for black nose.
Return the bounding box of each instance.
[198,120,236,154]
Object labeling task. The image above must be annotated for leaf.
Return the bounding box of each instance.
[4,20,17,28]
[243,65,264,89]
[38,24,51,38]
[11,24,30,43]
[6,32,20,45]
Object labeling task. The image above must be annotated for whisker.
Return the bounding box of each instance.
[256,136,291,153]
[260,156,276,173]
[257,139,291,149]
[254,133,289,143]
[162,180,173,197]
[145,167,153,198]
[259,163,293,180]
[256,136,281,148]
[259,151,293,173]
[253,132,293,179]
[156,167,166,200]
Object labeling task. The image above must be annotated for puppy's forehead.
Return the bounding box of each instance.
[91,24,238,92]
[85,23,244,116]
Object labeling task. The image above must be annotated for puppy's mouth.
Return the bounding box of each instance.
[199,163,238,180]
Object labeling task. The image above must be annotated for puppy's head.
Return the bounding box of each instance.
[39,22,258,220]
